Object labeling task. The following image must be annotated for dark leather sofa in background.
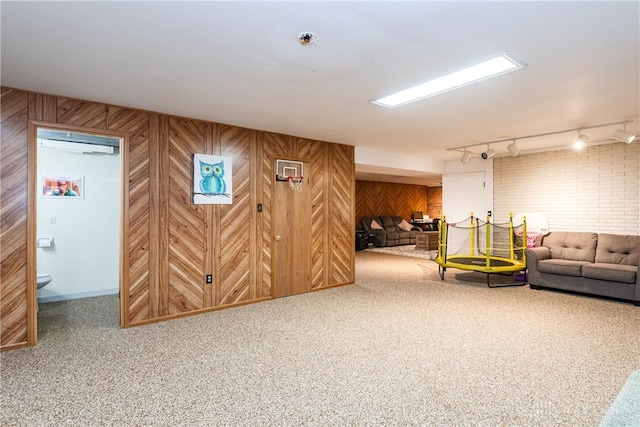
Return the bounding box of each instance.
[359,215,420,247]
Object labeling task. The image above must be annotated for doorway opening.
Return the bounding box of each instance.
[31,124,125,341]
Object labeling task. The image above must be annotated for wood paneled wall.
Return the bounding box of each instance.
[0,87,355,350]
[355,180,441,224]
[0,88,31,349]
[427,186,443,220]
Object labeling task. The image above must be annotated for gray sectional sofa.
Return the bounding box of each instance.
[526,231,640,305]
[359,215,420,247]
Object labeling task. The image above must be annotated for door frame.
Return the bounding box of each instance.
[27,121,129,345]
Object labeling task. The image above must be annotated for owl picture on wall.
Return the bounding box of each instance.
[192,154,233,204]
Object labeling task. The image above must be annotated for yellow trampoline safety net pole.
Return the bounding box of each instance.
[509,212,514,261]
[469,212,475,256]
[522,216,527,263]
[439,216,447,260]
[485,215,491,268]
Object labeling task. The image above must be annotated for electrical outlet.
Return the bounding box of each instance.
[206,274,212,284]
[257,203,263,212]
[49,215,56,224]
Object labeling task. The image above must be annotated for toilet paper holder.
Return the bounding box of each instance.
[37,237,54,248]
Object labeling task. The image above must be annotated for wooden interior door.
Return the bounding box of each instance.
[272,166,311,298]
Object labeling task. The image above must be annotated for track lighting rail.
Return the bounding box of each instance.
[447,119,634,152]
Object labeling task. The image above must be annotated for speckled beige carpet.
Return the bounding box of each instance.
[2,252,639,426]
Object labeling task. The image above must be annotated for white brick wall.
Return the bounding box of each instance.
[493,143,640,235]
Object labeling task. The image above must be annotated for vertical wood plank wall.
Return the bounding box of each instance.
[0,87,355,350]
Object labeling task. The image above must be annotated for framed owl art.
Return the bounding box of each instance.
[192,153,233,204]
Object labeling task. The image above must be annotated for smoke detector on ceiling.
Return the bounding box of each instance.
[298,32,318,47]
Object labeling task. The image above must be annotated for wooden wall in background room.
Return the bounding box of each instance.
[427,186,443,220]
[355,180,432,224]
[0,87,355,351]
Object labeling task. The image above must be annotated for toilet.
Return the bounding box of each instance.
[37,273,52,289]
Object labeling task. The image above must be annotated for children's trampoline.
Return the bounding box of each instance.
[434,213,528,287]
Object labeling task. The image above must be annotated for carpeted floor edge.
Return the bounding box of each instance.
[599,370,640,427]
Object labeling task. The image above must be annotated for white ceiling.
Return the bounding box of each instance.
[2,1,638,186]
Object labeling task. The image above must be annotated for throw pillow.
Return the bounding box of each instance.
[398,219,413,232]
[370,219,383,230]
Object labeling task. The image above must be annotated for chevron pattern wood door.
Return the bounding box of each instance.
[0,88,31,348]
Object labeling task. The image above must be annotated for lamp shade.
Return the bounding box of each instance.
[613,129,636,144]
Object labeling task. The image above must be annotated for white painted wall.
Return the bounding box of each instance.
[493,143,639,234]
[355,147,445,175]
[37,143,120,302]
[442,158,494,222]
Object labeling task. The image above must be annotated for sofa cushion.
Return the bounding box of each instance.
[398,219,413,232]
[360,216,380,232]
[380,216,396,228]
[582,263,638,284]
[386,231,399,241]
[542,232,598,262]
[594,234,640,266]
[537,259,590,277]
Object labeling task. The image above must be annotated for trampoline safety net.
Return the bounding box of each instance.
[436,214,528,274]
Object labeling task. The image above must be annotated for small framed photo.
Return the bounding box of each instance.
[41,175,84,198]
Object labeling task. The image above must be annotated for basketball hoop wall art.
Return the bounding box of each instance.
[192,154,233,204]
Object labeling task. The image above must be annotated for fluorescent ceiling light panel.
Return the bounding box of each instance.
[40,139,114,154]
[372,54,525,108]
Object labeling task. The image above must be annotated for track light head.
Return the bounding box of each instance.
[460,150,472,163]
[573,133,588,150]
[507,141,520,157]
[613,129,636,144]
[481,148,496,159]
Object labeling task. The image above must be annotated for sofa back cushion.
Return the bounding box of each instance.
[595,233,640,266]
[360,216,382,232]
[380,216,404,231]
[542,232,598,262]
[370,219,383,230]
[398,219,413,232]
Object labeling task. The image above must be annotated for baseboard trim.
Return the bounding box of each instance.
[37,288,118,303]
